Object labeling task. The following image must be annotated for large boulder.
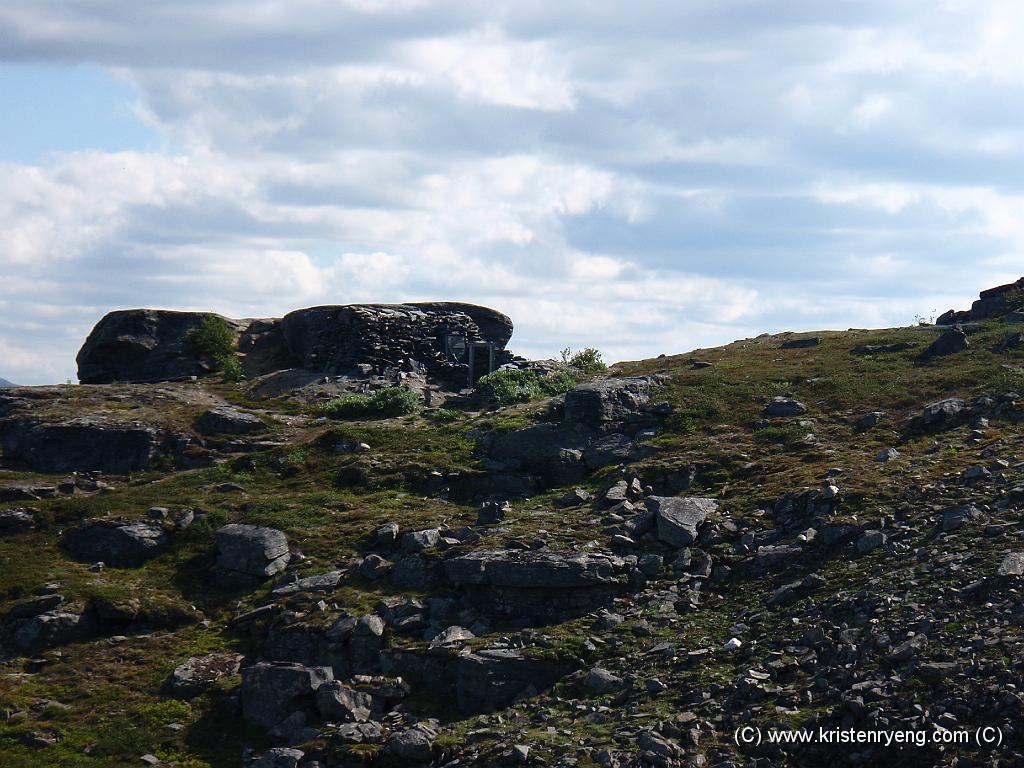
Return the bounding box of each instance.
[444,549,630,623]
[215,524,290,587]
[166,653,244,698]
[10,609,98,653]
[648,496,717,547]
[195,406,266,435]
[454,649,576,714]
[564,377,662,430]
[920,326,969,359]
[63,519,170,567]
[240,661,333,728]
[76,309,234,384]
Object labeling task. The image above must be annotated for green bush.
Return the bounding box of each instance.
[187,316,245,382]
[476,368,577,405]
[370,386,421,416]
[321,387,420,419]
[561,346,608,374]
[429,408,459,422]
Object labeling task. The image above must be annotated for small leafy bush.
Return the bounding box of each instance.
[187,316,245,382]
[476,368,577,405]
[429,408,459,422]
[321,387,420,419]
[561,346,608,374]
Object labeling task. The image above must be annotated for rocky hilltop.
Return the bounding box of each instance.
[1,281,1024,768]
[76,302,515,385]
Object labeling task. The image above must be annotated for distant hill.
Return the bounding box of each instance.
[0,378,16,387]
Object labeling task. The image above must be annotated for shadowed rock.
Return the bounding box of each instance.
[215,524,290,587]
[63,519,170,567]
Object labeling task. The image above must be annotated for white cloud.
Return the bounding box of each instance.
[1,1,1023,383]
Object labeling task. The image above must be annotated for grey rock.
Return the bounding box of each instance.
[584,667,626,694]
[194,406,266,435]
[451,648,574,714]
[251,748,305,768]
[647,496,717,548]
[941,504,981,532]
[387,726,436,762]
[0,509,34,535]
[63,520,169,567]
[920,326,969,359]
[563,377,661,429]
[375,522,399,546]
[356,554,391,580]
[763,396,807,417]
[886,633,928,663]
[875,447,900,462]
[429,625,475,650]
[781,336,821,349]
[856,412,885,430]
[997,552,1024,577]
[240,661,333,728]
[400,528,441,553]
[166,653,243,698]
[0,418,160,473]
[922,397,965,426]
[559,488,592,506]
[856,530,887,554]
[445,549,620,589]
[215,524,290,587]
[477,500,509,525]
[11,610,97,653]
[315,681,373,722]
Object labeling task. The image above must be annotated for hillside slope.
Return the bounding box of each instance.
[1,300,1024,768]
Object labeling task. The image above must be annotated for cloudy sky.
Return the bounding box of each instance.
[2,0,1022,384]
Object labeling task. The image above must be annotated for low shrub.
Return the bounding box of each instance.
[187,316,245,382]
[321,387,420,419]
[476,368,577,405]
[562,346,608,374]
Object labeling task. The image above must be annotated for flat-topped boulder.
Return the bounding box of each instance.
[444,549,622,588]
[444,549,632,624]
[195,406,266,435]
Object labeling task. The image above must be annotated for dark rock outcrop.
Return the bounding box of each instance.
[63,519,170,567]
[76,309,235,384]
[0,418,160,473]
[240,661,333,728]
[444,549,631,623]
[482,376,665,488]
[936,277,1024,325]
[76,302,514,385]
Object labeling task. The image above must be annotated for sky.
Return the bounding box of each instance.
[1,1,1022,385]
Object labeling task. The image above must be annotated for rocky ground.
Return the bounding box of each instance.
[2,291,1024,768]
